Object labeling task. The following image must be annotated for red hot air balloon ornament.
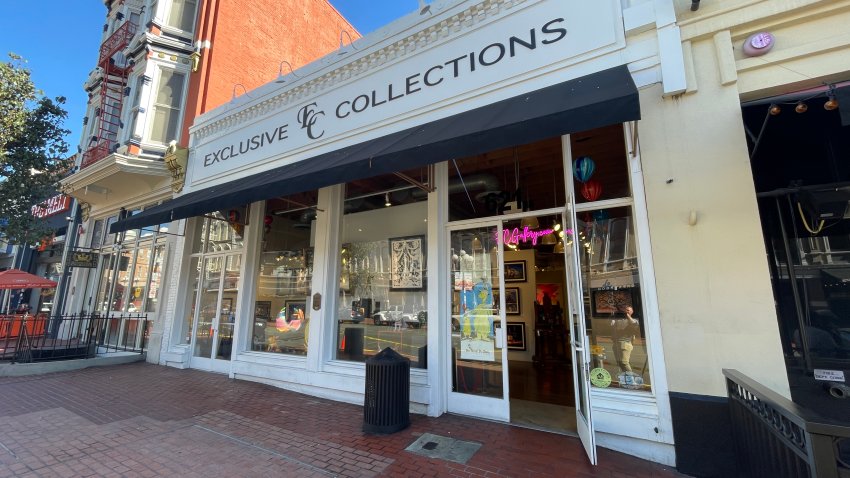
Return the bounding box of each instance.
[580,179,603,202]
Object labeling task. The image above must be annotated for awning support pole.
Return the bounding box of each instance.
[394,167,434,194]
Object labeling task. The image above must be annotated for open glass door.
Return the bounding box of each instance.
[446,222,510,421]
[190,253,240,373]
[563,201,598,464]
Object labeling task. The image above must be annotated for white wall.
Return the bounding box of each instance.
[638,78,790,397]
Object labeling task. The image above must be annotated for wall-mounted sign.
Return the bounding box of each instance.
[31,195,70,219]
[67,251,98,269]
[192,0,624,185]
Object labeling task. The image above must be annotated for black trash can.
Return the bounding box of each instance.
[363,347,410,433]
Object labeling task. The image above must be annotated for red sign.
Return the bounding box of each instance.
[31,195,70,219]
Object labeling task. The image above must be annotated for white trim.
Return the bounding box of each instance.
[622,121,675,447]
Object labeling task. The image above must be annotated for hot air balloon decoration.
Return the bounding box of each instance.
[580,179,603,202]
[573,156,596,183]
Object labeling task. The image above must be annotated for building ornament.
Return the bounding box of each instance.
[163,140,189,192]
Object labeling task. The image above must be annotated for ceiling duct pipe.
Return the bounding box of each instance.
[405,173,500,201]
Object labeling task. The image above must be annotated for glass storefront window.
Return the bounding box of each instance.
[579,206,651,392]
[182,257,200,344]
[570,124,631,204]
[250,194,316,356]
[336,171,429,366]
[449,137,565,222]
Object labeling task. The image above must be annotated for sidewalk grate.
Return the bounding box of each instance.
[405,432,481,464]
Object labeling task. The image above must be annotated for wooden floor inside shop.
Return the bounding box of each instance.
[509,360,577,434]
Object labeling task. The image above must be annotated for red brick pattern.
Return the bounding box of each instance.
[0,363,688,477]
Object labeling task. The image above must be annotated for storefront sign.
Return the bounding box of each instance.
[31,195,70,219]
[193,0,623,185]
[68,251,99,269]
[498,227,554,246]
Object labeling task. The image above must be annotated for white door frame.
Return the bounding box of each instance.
[445,219,510,422]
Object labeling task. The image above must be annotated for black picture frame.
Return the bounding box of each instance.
[591,289,634,316]
[506,322,527,350]
[254,301,271,319]
[504,287,521,315]
[504,260,527,282]
[388,235,426,290]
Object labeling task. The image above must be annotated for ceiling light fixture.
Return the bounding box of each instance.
[825,87,839,111]
[384,193,391,207]
[768,104,781,116]
[795,101,808,113]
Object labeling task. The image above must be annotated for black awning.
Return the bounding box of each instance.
[111,64,640,233]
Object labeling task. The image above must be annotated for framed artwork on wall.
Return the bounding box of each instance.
[254,301,271,319]
[504,287,521,315]
[591,288,634,316]
[504,260,527,282]
[389,235,425,290]
[506,322,527,350]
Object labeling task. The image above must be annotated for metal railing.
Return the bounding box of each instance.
[0,313,148,363]
[725,369,850,477]
[98,21,137,65]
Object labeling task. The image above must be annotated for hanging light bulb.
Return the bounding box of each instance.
[384,192,391,207]
[825,94,839,111]
[795,101,808,113]
[768,104,781,116]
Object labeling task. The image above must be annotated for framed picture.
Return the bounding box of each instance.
[389,235,425,290]
[284,300,307,323]
[591,289,634,316]
[254,301,271,319]
[504,287,520,315]
[506,322,527,350]
[504,260,527,282]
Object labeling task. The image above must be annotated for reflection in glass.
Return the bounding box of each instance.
[336,174,429,366]
[251,196,315,356]
[580,207,651,392]
[450,226,502,398]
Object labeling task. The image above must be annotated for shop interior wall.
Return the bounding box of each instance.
[505,248,535,363]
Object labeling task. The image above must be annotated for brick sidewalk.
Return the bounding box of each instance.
[0,363,687,477]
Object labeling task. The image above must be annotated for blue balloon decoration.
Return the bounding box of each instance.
[573,156,595,183]
[592,209,609,221]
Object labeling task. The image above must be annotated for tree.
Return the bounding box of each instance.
[0,53,71,246]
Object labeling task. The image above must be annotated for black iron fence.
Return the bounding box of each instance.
[0,313,148,363]
[725,369,850,477]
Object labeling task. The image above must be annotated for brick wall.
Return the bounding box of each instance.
[180,0,360,145]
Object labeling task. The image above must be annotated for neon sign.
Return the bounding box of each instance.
[499,226,554,246]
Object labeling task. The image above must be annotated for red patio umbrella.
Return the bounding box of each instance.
[0,269,58,289]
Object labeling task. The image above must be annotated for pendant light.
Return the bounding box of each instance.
[553,241,565,254]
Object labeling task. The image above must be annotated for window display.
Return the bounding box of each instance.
[336,172,429,367]
[579,207,651,391]
[250,194,315,356]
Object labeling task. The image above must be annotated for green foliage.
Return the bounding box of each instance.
[0,53,71,246]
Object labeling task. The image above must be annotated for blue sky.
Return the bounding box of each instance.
[0,1,420,150]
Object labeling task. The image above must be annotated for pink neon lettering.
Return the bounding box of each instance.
[497,226,555,246]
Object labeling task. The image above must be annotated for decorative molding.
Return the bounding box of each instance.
[713,30,738,85]
[164,141,189,193]
[192,0,529,142]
